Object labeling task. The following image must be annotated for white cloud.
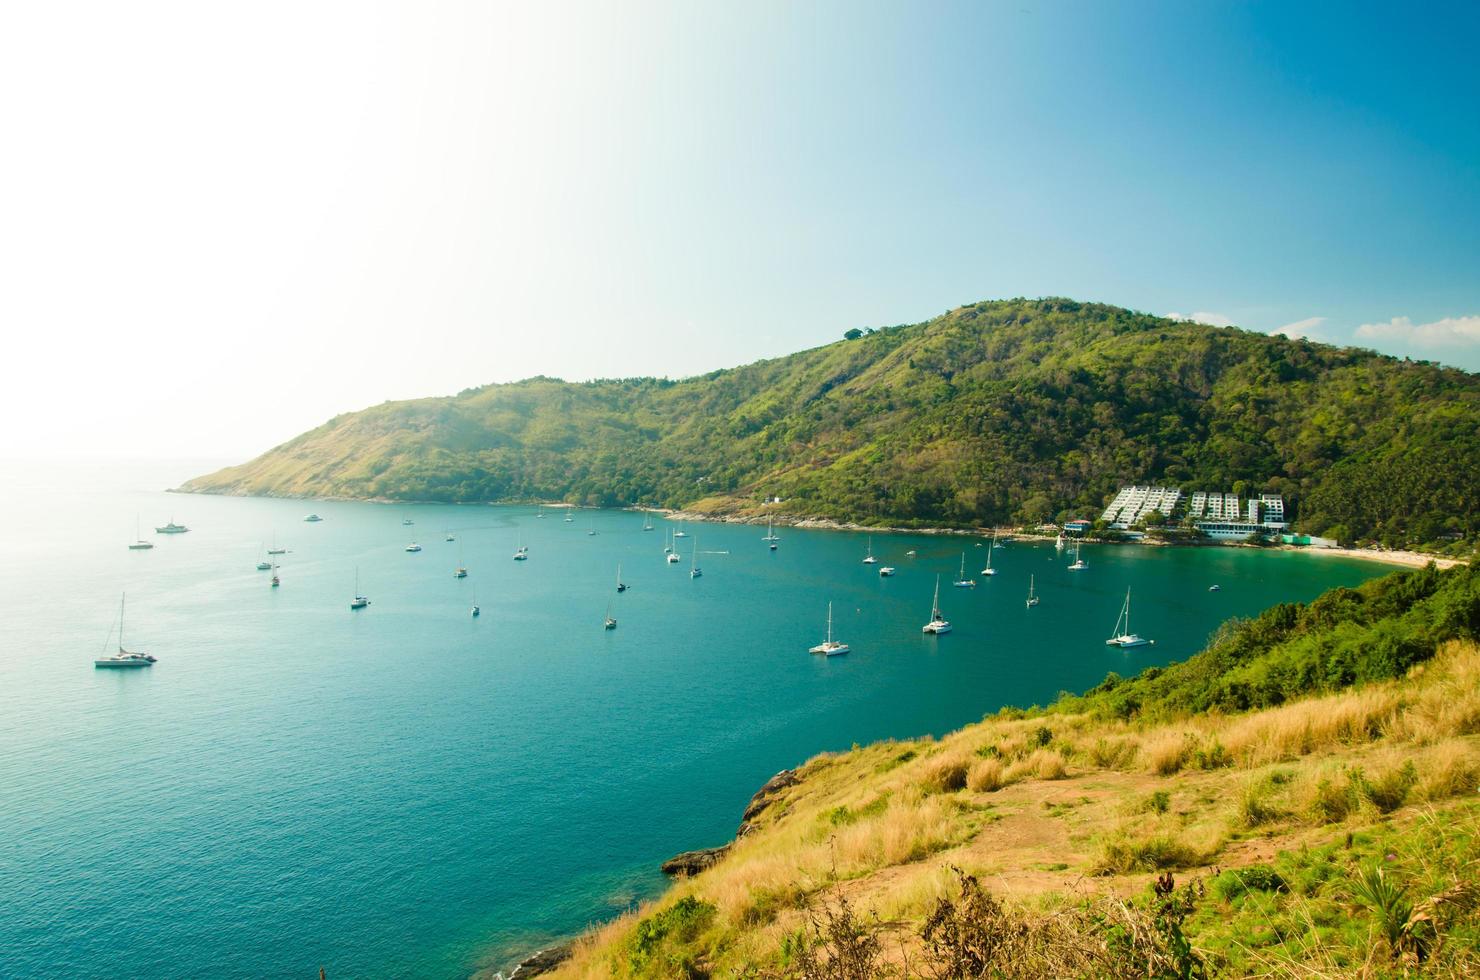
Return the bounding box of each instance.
[1166,311,1235,328]
[1354,315,1480,347]
[1271,316,1327,341]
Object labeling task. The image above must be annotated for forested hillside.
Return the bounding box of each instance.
[182,299,1480,549]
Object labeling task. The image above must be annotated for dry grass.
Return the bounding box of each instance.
[967,757,1005,792]
[1142,731,1194,775]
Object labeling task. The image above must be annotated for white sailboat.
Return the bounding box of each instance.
[604,602,617,630]
[471,588,480,617]
[953,552,975,588]
[350,568,370,609]
[980,537,996,576]
[1025,574,1039,608]
[513,534,528,560]
[402,516,414,526]
[94,593,156,668]
[809,601,850,656]
[1106,588,1152,647]
[446,529,455,542]
[454,543,467,578]
[1055,530,1065,552]
[1068,539,1087,571]
[642,510,654,531]
[616,564,627,593]
[862,535,878,564]
[267,534,286,555]
[405,542,422,553]
[270,562,281,587]
[674,522,688,538]
[256,543,271,571]
[690,538,702,578]
[537,503,546,519]
[763,516,779,542]
[587,517,597,536]
[564,507,575,523]
[128,517,153,550]
[922,575,951,634]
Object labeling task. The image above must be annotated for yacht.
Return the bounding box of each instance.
[454,543,467,578]
[642,510,654,531]
[980,538,997,577]
[616,564,627,593]
[604,602,617,630]
[471,590,481,617]
[667,548,681,564]
[690,539,702,578]
[922,576,951,634]
[256,545,272,571]
[879,566,895,577]
[762,516,779,542]
[809,601,849,656]
[270,563,281,588]
[350,568,370,609]
[1025,574,1040,608]
[1055,530,1065,552]
[155,519,189,534]
[267,535,287,555]
[1105,588,1153,647]
[405,542,422,553]
[862,536,878,564]
[1068,540,1087,571]
[673,523,688,538]
[513,535,528,560]
[953,553,975,588]
[94,594,156,668]
[127,518,154,550]
[304,514,323,522]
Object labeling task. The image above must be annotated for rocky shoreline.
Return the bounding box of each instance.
[500,767,802,977]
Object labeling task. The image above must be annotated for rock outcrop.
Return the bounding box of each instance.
[507,941,572,978]
[660,845,731,877]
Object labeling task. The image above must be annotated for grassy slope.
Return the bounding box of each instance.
[181,299,1480,548]
[540,566,1480,978]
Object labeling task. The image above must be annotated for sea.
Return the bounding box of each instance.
[0,459,1388,978]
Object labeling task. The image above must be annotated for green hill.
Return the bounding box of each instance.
[181,298,1480,550]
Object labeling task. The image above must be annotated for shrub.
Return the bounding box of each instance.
[1145,790,1171,815]
[1144,732,1194,775]
[1094,832,1205,875]
[1358,761,1418,813]
[1087,736,1139,769]
[624,896,717,975]
[1212,864,1287,900]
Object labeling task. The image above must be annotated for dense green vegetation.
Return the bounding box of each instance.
[182,298,1480,550]
[1059,562,1480,720]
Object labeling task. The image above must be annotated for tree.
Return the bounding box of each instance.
[843,328,863,340]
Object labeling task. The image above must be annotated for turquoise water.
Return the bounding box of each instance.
[0,460,1388,978]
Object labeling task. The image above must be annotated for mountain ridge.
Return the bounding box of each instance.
[181,298,1480,549]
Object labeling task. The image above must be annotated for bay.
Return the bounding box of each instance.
[0,460,1387,978]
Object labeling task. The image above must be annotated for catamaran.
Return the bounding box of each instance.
[953,552,975,588]
[1068,539,1087,571]
[862,536,878,564]
[1025,574,1039,608]
[616,564,627,593]
[155,519,189,534]
[1105,588,1152,647]
[94,594,156,668]
[922,575,952,634]
[980,537,996,576]
[350,568,370,609]
[128,517,153,550]
[809,601,849,656]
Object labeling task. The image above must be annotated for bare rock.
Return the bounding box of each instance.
[660,844,731,877]
[507,941,573,978]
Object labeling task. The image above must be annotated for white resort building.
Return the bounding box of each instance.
[1101,485,1290,541]
[1100,486,1184,529]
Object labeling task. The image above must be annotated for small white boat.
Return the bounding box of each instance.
[879,566,895,577]
[604,602,617,630]
[1105,588,1153,647]
[155,519,189,534]
[616,564,627,593]
[94,594,156,668]
[690,539,702,578]
[905,549,917,557]
[953,552,975,588]
[256,560,272,571]
[587,517,597,536]
[809,601,849,656]
[454,543,467,577]
[1055,530,1065,552]
[980,536,997,577]
[270,563,280,588]
[1208,584,1221,592]
[350,568,370,609]
[471,589,480,618]
[304,514,322,523]
[922,576,951,634]
[445,530,455,542]
[674,523,688,538]
[1068,540,1087,571]
[402,517,414,526]
[267,535,287,555]
[564,509,574,523]
[1025,574,1039,608]
[405,542,422,553]
[862,535,878,564]
[127,517,153,550]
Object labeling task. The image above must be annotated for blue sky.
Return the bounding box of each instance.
[2,1,1476,456]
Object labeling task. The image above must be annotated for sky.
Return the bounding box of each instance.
[2,1,1477,459]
